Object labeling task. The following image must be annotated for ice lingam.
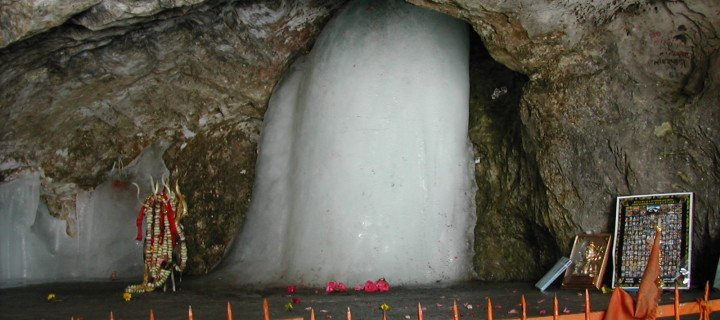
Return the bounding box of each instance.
[215,0,477,286]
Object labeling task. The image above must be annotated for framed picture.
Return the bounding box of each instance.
[562,233,612,290]
[611,192,693,289]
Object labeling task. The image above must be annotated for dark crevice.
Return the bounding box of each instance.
[468,31,556,280]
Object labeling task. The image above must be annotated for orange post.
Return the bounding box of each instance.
[263,298,271,320]
[553,295,560,320]
[521,295,527,320]
[453,300,460,320]
[109,311,115,320]
[674,282,680,320]
[487,298,494,320]
[584,289,590,320]
[382,309,388,320]
[705,281,710,301]
[188,306,194,320]
[310,308,316,320]
[150,309,155,320]
[417,303,424,320]
[347,307,352,320]
[227,301,234,320]
[701,281,710,320]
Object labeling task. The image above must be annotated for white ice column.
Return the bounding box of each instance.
[216,0,476,286]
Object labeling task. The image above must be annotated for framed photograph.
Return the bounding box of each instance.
[562,233,612,290]
[611,192,693,289]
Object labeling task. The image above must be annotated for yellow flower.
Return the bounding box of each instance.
[284,302,294,311]
[379,303,391,311]
[47,293,56,302]
[122,292,132,302]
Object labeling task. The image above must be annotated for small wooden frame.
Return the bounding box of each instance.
[562,233,612,290]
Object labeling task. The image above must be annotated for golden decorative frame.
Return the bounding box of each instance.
[562,233,612,290]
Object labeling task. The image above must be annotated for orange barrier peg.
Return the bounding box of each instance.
[487,298,494,320]
[417,303,424,320]
[149,309,155,320]
[584,289,590,320]
[553,295,559,320]
[699,281,711,320]
[188,305,194,320]
[263,298,271,320]
[109,311,115,320]
[347,307,352,320]
[674,282,680,320]
[310,307,316,320]
[521,295,527,320]
[453,300,459,320]
[227,301,234,320]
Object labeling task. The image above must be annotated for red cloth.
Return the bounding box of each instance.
[135,206,146,241]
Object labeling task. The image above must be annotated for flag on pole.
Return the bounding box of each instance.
[604,226,662,320]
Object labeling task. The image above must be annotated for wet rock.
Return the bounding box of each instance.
[167,119,259,274]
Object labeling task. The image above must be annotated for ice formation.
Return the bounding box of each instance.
[215,0,476,286]
[0,143,169,288]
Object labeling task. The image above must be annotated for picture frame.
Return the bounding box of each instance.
[562,233,612,290]
[611,192,693,290]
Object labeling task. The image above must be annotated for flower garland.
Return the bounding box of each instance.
[125,181,187,294]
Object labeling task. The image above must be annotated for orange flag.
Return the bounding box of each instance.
[604,288,636,319]
[604,227,662,320]
[635,227,662,319]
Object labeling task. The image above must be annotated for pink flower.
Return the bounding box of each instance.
[292,298,302,305]
[286,285,297,294]
[325,281,337,293]
[333,282,348,292]
[325,281,347,293]
[364,280,378,292]
[375,278,390,292]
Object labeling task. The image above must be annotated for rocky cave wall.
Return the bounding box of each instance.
[1,0,720,282]
[423,0,720,281]
[0,0,345,275]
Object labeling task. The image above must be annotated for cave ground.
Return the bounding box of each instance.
[0,280,718,319]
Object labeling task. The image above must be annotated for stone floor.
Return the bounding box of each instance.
[0,280,718,319]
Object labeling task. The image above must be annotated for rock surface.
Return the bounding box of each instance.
[1,0,720,282]
[409,0,720,281]
[0,0,341,275]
